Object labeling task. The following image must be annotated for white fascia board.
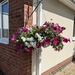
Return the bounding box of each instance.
[59,0,75,11]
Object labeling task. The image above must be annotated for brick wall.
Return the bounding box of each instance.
[0,0,33,75]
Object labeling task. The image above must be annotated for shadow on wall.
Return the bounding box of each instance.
[43,0,75,20]
[72,43,75,62]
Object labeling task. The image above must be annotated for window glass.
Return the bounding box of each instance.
[2,14,8,38]
[0,5,1,12]
[2,2,8,38]
[0,14,1,38]
[0,5,1,38]
[0,1,9,44]
[2,2,8,13]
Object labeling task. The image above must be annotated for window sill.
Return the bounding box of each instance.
[0,38,9,44]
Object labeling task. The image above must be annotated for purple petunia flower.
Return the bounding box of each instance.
[61,27,66,30]
[22,27,28,32]
[43,38,50,45]
[53,38,58,44]
[52,26,58,31]
[14,43,23,52]
[59,27,66,33]
[42,26,46,30]
[36,42,41,48]
[16,30,19,35]
[43,21,47,25]
[26,47,33,52]
[43,21,50,27]
[36,25,39,29]
[63,38,70,43]
[19,44,23,52]
[10,34,15,41]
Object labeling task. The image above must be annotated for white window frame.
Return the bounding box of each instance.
[0,0,9,44]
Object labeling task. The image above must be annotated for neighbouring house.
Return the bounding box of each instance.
[0,0,75,75]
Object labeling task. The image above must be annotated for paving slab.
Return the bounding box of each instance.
[54,61,75,75]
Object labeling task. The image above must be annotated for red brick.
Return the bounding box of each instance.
[0,0,33,75]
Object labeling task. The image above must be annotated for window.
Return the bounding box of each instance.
[0,0,9,44]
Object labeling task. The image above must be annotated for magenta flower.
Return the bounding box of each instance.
[10,34,15,41]
[36,42,41,48]
[14,43,23,52]
[36,25,39,29]
[63,38,70,43]
[61,27,66,30]
[59,27,66,33]
[52,22,54,25]
[16,30,19,35]
[53,38,58,44]
[43,38,50,45]
[43,22,50,27]
[43,21,47,25]
[22,27,28,32]
[42,26,46,30]
[52,26,58,31]
[19,44,23,52]
[26,47,33,52]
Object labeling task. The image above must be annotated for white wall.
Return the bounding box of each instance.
[41,0,75,73]
[32,0,75,74]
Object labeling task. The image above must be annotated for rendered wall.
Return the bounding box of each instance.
[41,0,75,73]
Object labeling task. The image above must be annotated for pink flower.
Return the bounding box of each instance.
[61,27,66,30]
[36,25,39,29]
[10,34,15,41]
[26,47,33,52]
[16,30,19,35]
[22,27,28,32]
[53,38,58,44]
[43,21,47,25]
[52,22,54,25]
[59,27,66,33]
[14,43,23,52]
[44,38,50,45]
[36,42,41,48]
[43,22,50,26]
[42,26,46,30]
[52,26,58,31]
[63,38,70,43]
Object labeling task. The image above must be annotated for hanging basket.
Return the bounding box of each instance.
[10,21,70,53]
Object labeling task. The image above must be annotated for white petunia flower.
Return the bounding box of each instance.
[25,42,31,47]
[26,37,34,41]
[29,37,34,41]
[26,38,30,41]
[30,42,36,48]
[35,33,43,41]
[21,37,26,42]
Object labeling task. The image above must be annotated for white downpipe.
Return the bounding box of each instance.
[32,0,42,75]
[36,0,42,75]
[37,0,42,26]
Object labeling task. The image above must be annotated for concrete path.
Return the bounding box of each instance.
[54,61,75,75]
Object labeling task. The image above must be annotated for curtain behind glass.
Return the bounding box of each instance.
[0,4,1,38]
[2,2,8,38]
